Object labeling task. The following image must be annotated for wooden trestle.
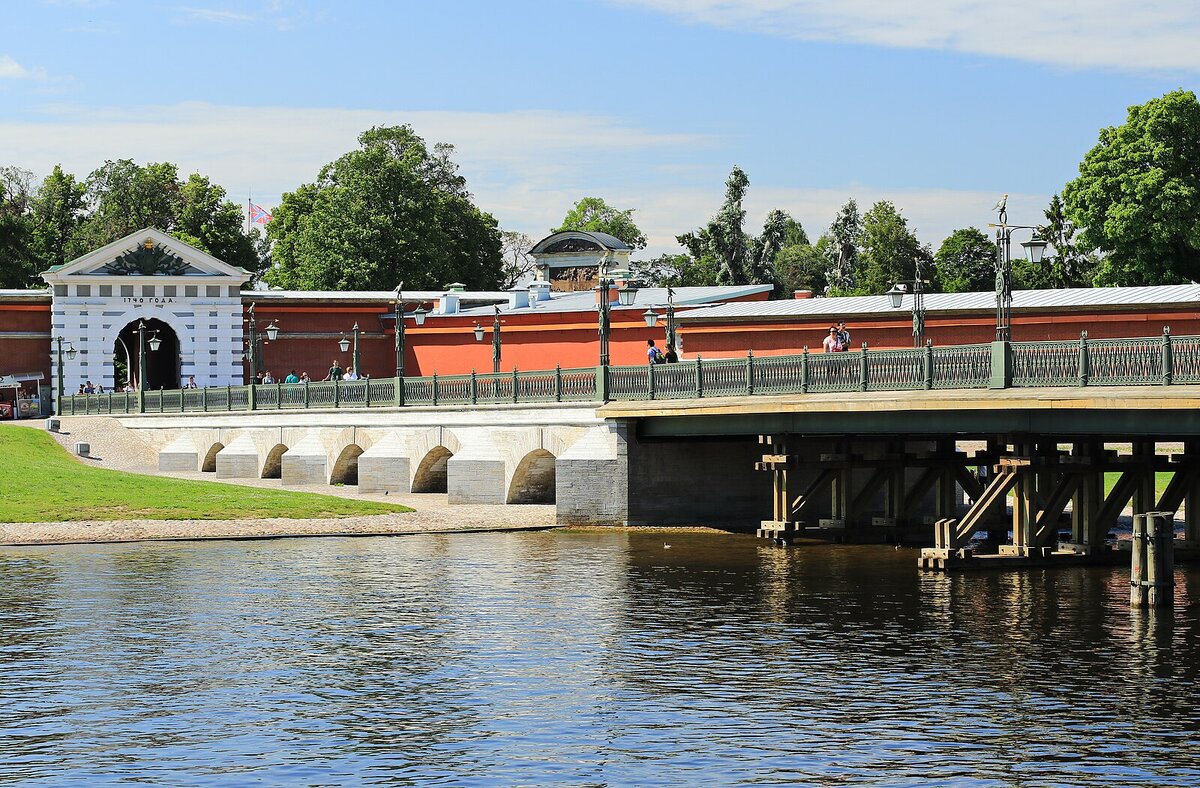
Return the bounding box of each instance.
[755,435,1200,571]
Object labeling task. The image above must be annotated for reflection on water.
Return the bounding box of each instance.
[2,532,1199,785]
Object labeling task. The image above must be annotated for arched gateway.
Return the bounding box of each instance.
[41,229,250,392]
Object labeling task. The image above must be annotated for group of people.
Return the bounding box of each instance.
[254,370,315,384]
[646,340,680,364]
[822,320,852,353]
[325,360,365,381]
[78,381,138,394]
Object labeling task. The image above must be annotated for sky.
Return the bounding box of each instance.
[2,0,1199,259]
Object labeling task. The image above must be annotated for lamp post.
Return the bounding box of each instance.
[641,285,676,348]
[473,305,502,373]
[394,282,406,378]
[990,196,1048,341]
[54,336,77,416]
[596,255,639,366]
[244,302,280,383]
[886,259,929,347]
[337,323,362,376]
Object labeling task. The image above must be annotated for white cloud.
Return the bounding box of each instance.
[0,101,1042,257]
[1,55,30,79]
[611,0,1200,72]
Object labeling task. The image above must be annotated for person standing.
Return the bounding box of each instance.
[285,370,300,384]
[646,339,665,364]
[836,320,851,351]
[664,342,679,363]
[823,326,844,353]
[327,359,344,381]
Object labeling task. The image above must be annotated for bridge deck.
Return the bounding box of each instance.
[600,385,1200,438]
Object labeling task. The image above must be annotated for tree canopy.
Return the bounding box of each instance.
[936,227,995,293]
[853,201,934,296]
[266,125,503,291]
[1063,89,1200,286]
[676,166,783,288]
[0,159,263,288]
[554,197,647,249]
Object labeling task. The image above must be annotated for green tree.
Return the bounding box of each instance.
[0,166,39,288]
[825,199,861,294]
[854,200,934,296]
[499,230,535,288]
[630,252,721,287]
[936,227,995,293]
[1063,89,1200,286]
[554,197,647,249]
[175,174,259,277]
[74,160,182,256]
[775,236,829,295]
[266,125,503,291]
[1033,193,1095,288]
[29,164,86,270]
[679,167,750,286]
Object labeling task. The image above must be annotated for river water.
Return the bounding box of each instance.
[2,530,1199,786]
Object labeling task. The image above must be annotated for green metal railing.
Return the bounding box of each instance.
[61,329,1197,416]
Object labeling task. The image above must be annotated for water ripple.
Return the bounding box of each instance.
[1,532,1198,785]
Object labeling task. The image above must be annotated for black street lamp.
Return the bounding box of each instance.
[597,256,638,366]
[886,259,930,347]
[473,305,502,373]
[54,336,76,415]
[641,285,676,348]
[244,302,280,382]
[394,282,406,378]
[337,323,362,376]
[990,195,1048,341]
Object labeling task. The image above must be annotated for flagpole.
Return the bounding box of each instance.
[247,191,252,235]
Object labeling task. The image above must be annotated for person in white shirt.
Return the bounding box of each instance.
[342,367,360,381]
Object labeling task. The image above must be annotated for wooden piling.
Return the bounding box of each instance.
[1131,514,1148,607]
[1146,512,1175,607]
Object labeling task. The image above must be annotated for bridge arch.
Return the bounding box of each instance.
[413,446,453,493]
[507,448,556,504]
[330,444,364,486]
[261,443,288,479]
[201,442,224,473]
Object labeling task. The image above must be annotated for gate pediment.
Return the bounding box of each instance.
[42,228,250,284]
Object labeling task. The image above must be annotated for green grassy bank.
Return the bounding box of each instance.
[0,426,411,523]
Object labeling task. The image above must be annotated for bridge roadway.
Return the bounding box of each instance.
[599,385,1200,438]
[104,385,1200,561]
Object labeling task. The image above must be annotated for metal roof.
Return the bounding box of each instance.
[529,230,633,253]
[455,284,774,317]
[678,284,1200,322]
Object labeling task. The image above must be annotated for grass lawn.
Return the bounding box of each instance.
[0,426,412,523]
[1103,471,1172,500]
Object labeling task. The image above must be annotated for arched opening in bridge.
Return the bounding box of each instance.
[115,318,180,391]
[507,449,556,504]
[201,442,223,473]
[330,444,364,486]
[261,444,287,479]
[412,446,452,493]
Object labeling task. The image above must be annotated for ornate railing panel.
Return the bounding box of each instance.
[751,354,803,395]
[807,352,861,393]
[866,349,924,390]
[932,344,991,389]
[1088,337,1162,385]
[1011,342,1077,387]
[1174,335,1200,384]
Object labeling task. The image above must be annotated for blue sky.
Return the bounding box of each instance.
[2,0,1198,257]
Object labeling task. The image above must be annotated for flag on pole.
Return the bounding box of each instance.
[249,203,273,224]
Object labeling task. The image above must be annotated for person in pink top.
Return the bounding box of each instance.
[822,326,844,353]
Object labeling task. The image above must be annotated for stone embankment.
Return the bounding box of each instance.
[3,418,556,546]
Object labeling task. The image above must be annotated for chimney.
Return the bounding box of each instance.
[529,281,551,302]
[794,289,814,299]
[508,288,530,309]
[437,293,460,314]
[595,283,619,305]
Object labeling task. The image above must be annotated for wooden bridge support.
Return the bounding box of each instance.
[756,435,975,545]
